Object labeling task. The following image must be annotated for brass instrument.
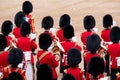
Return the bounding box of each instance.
[4,41,17,52]
[52,40,65,61]
[97,44,107,57]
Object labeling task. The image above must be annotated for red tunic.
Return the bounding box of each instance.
[81,31,93,45]
[13,27,22,39]
[107,43,120,69]
[84,52,100,66]
[26,14,35,33]
[61,40,82,54]
[0,51,9,69]
[56,29,66,42]
[6,36,12,46]
[41,31,55,41]
[66,67,84,80]
[16,37,37,64]
[61,40,82,66]
[101,29,110,42]
[1,65,26,80]
[86,72,104,80]
[37,50,58,79]
[84,53,104,80]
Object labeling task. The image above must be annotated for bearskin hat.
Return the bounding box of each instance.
[110,26,120,43]
[8,48,23,67]
[62,74,75,80]
[8,72,23,80]
[1,20,13,36]
[86,34,100,53]
[41,16,54,29]
[67,48,82,67]
[103,14,113,28]
[87,56,105,78]
[0,34,7,51]
[37,64,52,80]
[63,24,74,39]
[39,33,52,50]
[14,11,26,27]
[83,15,95,30]
[20,21,31,37]
[59,14,71,28]
[22,1,33,15]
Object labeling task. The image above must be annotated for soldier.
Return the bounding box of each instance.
[101,14,113,46]
[60,24,82,73]
[0,34,9,69]
[101,14,113,76]
[37,64,52,80]
[107,26,120,80]
[22,1,35,33]
[85,34,102,80]
[80,15,96,53]
[65,48,84,80]
[1,48,26,80]
[37,33,58,80]
[56,14,71,42]
[87,56,105,80]
[13,11,26,39]
[1,20,13,46]
[16,22,37,64]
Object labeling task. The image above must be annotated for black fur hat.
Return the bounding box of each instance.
[8,48,23,67]
[86,34,100,53]
[1,20,13,36]
[41,16,54,29]
[39,33,52,50]
[83,15,95,30]
[8,72,23,80]
[87,56,105,78]
[0,34,7,51]
[20,21,31,37]
[110,26,120,43]
[62,74,75,80]
[67,48,82,67]
[63,25,74,39]
[37,64,52,80]
[14,11,26,27]
[59,14,71,28]
[22,1,33,15]
[103,14,113,28]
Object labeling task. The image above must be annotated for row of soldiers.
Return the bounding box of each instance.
[0,1,120,80]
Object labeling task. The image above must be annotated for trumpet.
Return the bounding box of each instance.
[97,44,107,57]
[51,40,65,61]
[4,41,17,52]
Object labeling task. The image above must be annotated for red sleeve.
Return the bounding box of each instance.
[76,45,82,51]
[30,40,37,50]
[51,55,59,68]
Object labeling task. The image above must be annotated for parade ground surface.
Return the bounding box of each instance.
[0,0,120,79]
